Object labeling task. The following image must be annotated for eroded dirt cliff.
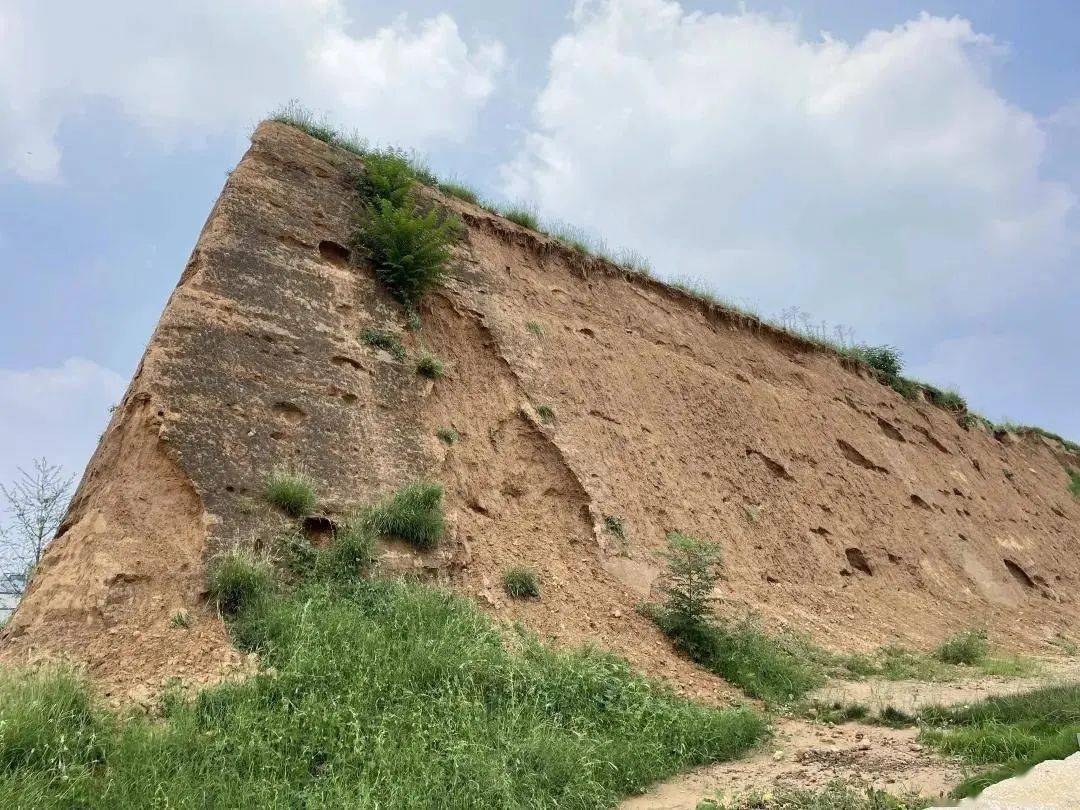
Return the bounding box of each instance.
[4,122,1078,698]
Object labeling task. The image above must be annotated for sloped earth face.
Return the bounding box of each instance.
[3,120,1078,716]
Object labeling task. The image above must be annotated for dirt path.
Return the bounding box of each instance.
[624,664,1080,809]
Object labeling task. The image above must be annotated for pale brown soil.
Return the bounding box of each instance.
[3,121,1078,707]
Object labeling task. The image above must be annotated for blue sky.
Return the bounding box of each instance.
[1,0,1077,492]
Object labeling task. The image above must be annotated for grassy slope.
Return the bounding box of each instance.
[0,580,764,809]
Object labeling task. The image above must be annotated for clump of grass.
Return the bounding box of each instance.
[436,179,480,205]
[316,517,378,582]
[923,385,967,412]
[1069,468,1080,499]
[874,705,918,728]
[796,700,869,724]
[500,204,540,230]
[269,100,368,155]
[503,567,540,599]
[615,248,653,278]
[933,628,989,666]
[360,327,407,360]
[525,320,544,337]
[363,481,445,550]
[0,581,766,807]
[536,404,556,424]
[170,611,190,629]
[849,344,902,377]
[263,468,316,518]
[436,427,459,445]
[604,514,628,553]
[206,547,275,615]
[354,198,461,310]
[415,350,445,379]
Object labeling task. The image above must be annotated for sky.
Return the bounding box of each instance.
[0,0,1077,495]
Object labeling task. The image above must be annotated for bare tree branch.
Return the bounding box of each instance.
[0,458,74,600]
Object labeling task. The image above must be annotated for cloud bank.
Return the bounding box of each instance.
[0,1,505,182]
[503,0,1075,334]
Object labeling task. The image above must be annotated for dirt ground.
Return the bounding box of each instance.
[623,662,1080,809]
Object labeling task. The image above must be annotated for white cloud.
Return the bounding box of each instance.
[0,1,505,182]
[0,358,127,488]
[503,0,1076,333]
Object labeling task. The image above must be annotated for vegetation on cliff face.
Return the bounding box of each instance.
[0,482,765,808]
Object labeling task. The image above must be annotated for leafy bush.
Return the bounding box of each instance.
[206,547,275,615]
[357,148,417,208]
[933,628,989,665]
[360,327,407,360]
[353,197,460,309]
[363,481,445,550]
[0,582,766,807]
[263,468,316,518]
[501,205,540,230]
[503,567,540,599]
[851,344,903,377]
[659,532,723,632]
[415,350,445,379]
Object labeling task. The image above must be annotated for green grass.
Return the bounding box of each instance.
[269,100,369,155]
[918,684,1080,798]
[933,629,989,666]
[525,321,544,337]
[359,327,407,360]
[1069,468,1080,499]
[263,468,316,518]
[503,567,540,599]
[170,611,190,629]
[0,558,766,807]
[415,350,445,379]
[353,197,461,309]
[363,481,445,550]
[436,427,459,445]
[436,179,481,205]
[704,780,929,809]
[206,547,275,616]
[536,404,556,424]
[500,205,540,230]
[314,516,378,583]
[848,344,903,378]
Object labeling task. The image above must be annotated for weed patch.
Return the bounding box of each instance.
[933,629,988,666]
[415,350,445,379]
[363,481,445,550]
[264,468,316,517]
[436,427,459,445]
[503,567,540,599]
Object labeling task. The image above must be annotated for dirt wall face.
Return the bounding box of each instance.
[4,122,1078,698]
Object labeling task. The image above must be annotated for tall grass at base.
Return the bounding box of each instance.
[0,581,766,808]
[918,684,1080,799]
[206,548,275,615]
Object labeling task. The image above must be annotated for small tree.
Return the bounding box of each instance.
[659,531,723,633]
[0,459,74,600]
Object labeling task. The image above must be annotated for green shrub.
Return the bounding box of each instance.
[206,548,275,615]
[503,567,540,599]
[415,350,445,379]
[0,581,766,808]
[536,404,556,424]
[360,327,406,360]
[1069,469,1080,499]
[364,481,445,550]
[659,532,723,631]
[851,344,903,377]
[263,469,316,518]
[317,517,378,582]
[501,205,540,230]
[933,628,989,665]
[525,321,544,337]
[357,148,417,208]
[436,427,459,445]
[354,197,460,309]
